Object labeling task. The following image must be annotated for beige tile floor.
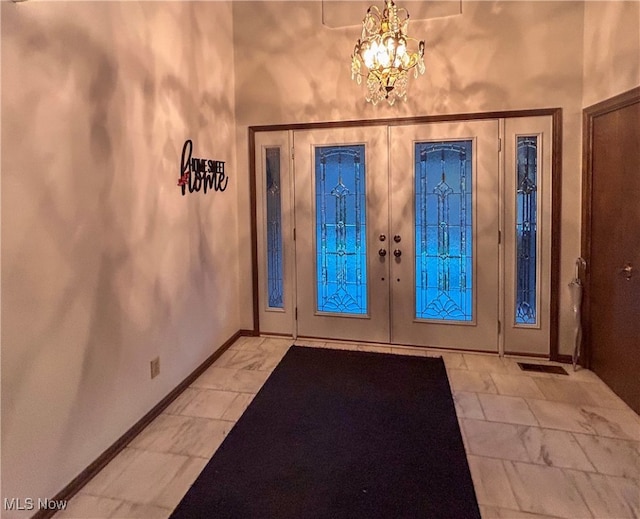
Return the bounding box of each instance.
[55,336,640,519]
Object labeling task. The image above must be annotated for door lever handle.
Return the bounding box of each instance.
[621,263,633,280]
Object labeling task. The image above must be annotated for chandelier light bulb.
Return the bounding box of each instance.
[363,51,375,69]
[351,0,425,106]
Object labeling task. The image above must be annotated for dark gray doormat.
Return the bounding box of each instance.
[170,346,480,519]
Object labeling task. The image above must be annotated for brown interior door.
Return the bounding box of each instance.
[584,89,640,415]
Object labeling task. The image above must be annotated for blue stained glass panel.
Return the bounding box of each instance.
[515,136,538,324]
[315,145,367,314]
[265,148,283,309]
[415,141,473,321]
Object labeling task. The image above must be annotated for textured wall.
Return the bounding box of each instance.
[233,1,586,355]
[582,1,640,107]
[1,2,239,515]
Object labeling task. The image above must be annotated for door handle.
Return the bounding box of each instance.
[621,263,633,280]
[393,249,402,258]
[379,249,387,257]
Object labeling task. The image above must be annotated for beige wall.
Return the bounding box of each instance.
[1,2,239,514]
[233,1,585,355]
[583,1,640,108]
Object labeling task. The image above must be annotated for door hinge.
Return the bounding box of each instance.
[498,320,502,334]
[293,228,296,241]
[291,147,295,159]
[498,230,502,244]
[295,307,298,320]
[498,138,502,152]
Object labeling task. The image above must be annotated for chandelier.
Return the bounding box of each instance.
[351,0,425,105]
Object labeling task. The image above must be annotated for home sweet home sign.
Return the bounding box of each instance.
[177,139,229,195]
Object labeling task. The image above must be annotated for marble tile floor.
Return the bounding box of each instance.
[55,337,640,519]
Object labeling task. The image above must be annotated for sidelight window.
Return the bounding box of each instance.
[515,136,538,325]
[265,147,284,309]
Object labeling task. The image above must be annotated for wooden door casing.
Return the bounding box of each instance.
[249,109,563,358]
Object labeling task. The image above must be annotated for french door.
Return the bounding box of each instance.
[294,127,391,343]
[389,122,499,351]
[254,117,552,355]
[293,121,499,351]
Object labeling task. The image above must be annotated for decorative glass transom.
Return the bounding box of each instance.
[315,145,367,315]
[415,140,473,321]
[515,136,538,325]
[265,147,283,309]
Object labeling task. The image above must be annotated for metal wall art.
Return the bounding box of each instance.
[177,139,229,195]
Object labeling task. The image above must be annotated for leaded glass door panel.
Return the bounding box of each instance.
[294,127,390,343]
[389,121,500,351]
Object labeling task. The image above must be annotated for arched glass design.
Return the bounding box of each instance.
[265,147,283,309]
[515,136,538,325]
[415,140,473,321]
[315,145,367,314]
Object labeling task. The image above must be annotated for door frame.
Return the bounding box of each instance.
[248,108,563,359]
[581,86,640,369]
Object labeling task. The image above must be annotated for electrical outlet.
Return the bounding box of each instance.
[150,357,160,379]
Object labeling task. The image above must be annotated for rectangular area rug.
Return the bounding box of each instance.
[170,346,480,519]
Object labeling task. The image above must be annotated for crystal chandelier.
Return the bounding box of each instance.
[351,0,425,105]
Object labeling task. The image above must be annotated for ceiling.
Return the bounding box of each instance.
[321,0,463,28]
